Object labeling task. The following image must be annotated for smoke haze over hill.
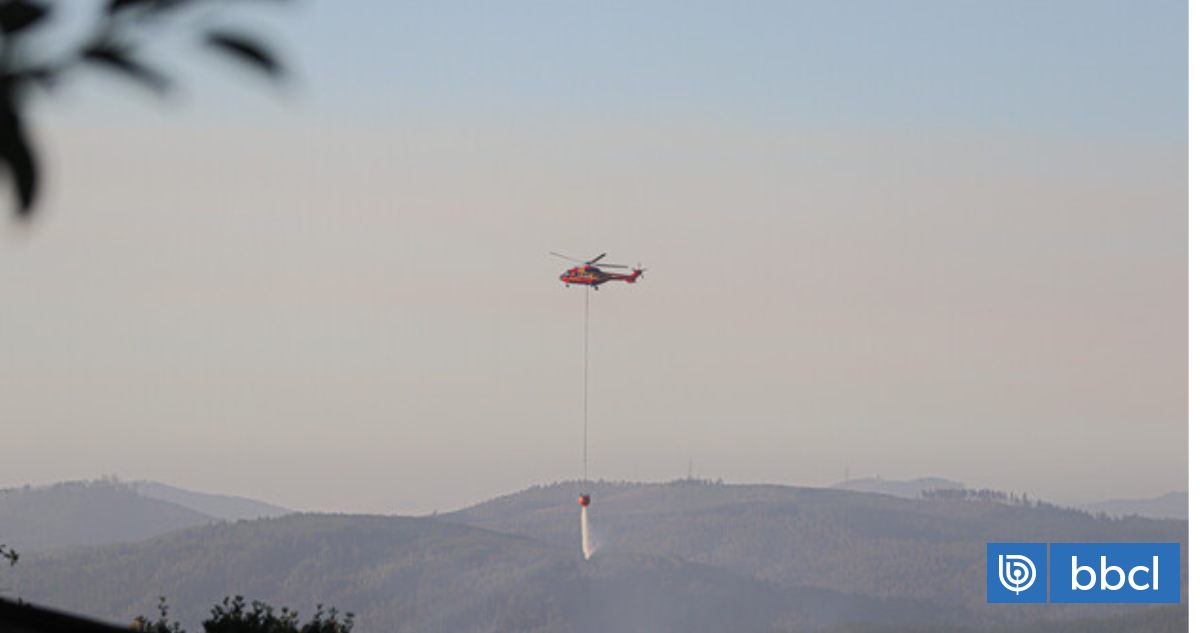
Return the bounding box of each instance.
[2,479,1186,632]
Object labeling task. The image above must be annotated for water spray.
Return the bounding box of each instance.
[581,505,596,560]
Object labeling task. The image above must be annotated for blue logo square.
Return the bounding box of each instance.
[987,543,1047,603]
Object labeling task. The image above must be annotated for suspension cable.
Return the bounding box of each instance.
[583,287,589,486]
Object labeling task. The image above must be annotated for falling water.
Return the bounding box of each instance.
[581,506,595,560]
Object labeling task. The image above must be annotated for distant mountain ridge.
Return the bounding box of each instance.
[826,477,1187,522]
[1082,491,1187,521]
[0,480,211,553]
[131,481,291,522]
[0,479,290,553]
[830,476,964,499]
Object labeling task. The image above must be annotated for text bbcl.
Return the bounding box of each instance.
[1047,543,1179,604]
[1071,555,1159,591]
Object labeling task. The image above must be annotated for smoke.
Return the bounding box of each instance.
[581,506,597,560]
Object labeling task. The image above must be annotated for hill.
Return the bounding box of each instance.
[0,479,293,554]
[2,481,1188,632]
[131,481,291,522]
[446,480,1188,620]
[0,480,212,553]
[8,513,970,633]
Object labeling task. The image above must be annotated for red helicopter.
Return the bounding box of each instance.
[552,252,644,289]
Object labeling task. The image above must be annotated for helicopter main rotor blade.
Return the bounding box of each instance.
[551,251,628,268]
[550,251,587,263]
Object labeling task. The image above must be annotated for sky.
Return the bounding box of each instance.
[0,1,1187,514]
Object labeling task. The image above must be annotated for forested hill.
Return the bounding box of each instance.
[447,480,1188,619]
[3,483,1188,633]
[9,513,968,633]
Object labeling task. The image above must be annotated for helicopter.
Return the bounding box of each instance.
[551,252,644,289]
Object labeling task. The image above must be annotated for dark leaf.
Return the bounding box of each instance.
[11,65,58,91]
[107,0,156,12]
[0,99,38,217]
[0,0,48,35]
[83,45,170,94]
[205,31,283,79]
[108,0,196,15]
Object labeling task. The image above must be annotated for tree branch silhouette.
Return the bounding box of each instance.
[0,0,287,220]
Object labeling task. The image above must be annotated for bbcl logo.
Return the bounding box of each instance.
[998,554,1037,594]
[988,543,1180,604]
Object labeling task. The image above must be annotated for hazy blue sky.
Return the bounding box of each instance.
[0,1,1187,513]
